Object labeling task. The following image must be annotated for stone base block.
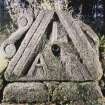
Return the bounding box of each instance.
[52,82,103,103]
[3,83,48,103]
[2,82,104,105]
[0,103,56,105]
[1,99,105,105]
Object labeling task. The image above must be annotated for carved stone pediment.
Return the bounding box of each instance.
[0,1,104,104]
[1,10,102,82]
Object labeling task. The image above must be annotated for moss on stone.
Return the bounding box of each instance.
[52,82,103,104]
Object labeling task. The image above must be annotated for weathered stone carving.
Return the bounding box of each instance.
[4,11,102,82]
[0,8,33,73]
[1,9,33,59]
[0,0,104,105]
[2,82,105,104]
[3,82,48,103]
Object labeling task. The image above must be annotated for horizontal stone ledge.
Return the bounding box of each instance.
[1,98,105,105]
[3,82,104,104]
[0,104,56,105]
[52,82,104,103]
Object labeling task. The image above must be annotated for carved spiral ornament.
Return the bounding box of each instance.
[0,10,33,59]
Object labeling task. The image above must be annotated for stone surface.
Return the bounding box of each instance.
[52,82,103,103]
[0,104,54,105]
[3,82,104,105]
[63,98,105,105]
[1,101,105,105]
[0,2,104,105]
[0,3,34,76]
[3,83,48,103]
[0,51,8,74]
[1,104,30,105]
[0,103,56,105]
[4,11,102,82]
[57,11,103,80]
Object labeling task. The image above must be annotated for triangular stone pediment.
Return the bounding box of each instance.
[4,10,103,82]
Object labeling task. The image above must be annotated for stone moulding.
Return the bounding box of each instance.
[1,9,34,59]
[1,10,102,82]
[2,82,105,104]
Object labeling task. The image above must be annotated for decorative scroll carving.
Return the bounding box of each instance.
[0,10,33,59]
[0,7,34,74]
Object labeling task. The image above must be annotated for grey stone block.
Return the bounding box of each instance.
[63,99,105,105]
[2,82,105,105]
[3,83,48,103]
[0,103,50,105]
[52,82,103,103]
